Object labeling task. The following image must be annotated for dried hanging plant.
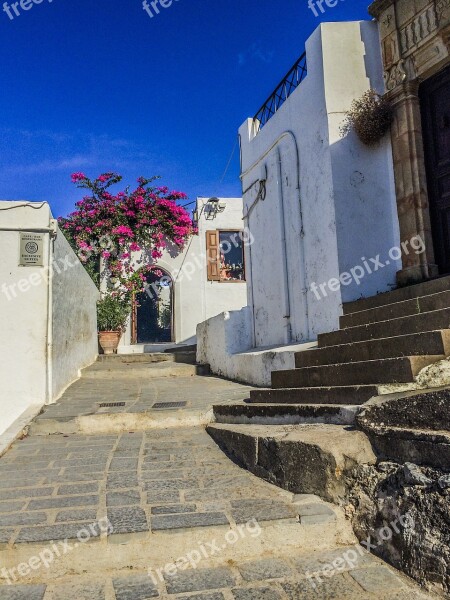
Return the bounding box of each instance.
[341,90,393,146]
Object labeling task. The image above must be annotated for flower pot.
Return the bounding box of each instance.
[98,331,121,355]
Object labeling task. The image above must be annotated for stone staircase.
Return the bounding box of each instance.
[207,276,450,502]
[84,349,210,379]
[212,275,450,425]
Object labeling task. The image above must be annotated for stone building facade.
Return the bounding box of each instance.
[369,0,450,283]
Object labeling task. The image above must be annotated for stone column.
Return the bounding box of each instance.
[369,0,446,284]
[386,81,438,285]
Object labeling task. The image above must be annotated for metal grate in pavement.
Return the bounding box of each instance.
[98,402,126,408]
[152,401,187,410]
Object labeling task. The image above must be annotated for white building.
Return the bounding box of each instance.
[198,21,401,385]
[0,201,98,443]
[117,197,248,353]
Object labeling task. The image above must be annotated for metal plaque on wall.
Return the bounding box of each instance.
[19,232,45,267]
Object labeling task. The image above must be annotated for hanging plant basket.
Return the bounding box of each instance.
[341,90,393,146]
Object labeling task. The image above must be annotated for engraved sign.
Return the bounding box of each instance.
[19,232,45,267]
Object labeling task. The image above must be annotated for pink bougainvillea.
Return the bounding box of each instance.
[59,172,196,300]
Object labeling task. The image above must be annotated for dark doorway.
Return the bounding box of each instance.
[420,66,450,274]
[134,270,173,344]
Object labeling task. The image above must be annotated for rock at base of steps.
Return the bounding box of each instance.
[349,460,450,597]
[207,424,376,503]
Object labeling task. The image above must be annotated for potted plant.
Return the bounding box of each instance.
[341,89,393,146]
[97,294,130,354]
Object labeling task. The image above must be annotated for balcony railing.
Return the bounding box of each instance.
[253,52,307,131]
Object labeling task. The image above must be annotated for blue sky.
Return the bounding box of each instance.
[0,0,369,217]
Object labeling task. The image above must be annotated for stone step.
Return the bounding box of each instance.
[272,355,443,388]
[249,386,378,405]
[360,425,450,471]
[318,307,450,347]
[340,289,450,329]
[343,274,450,315]
[81,362,206,380]
[97,353,174,363]
[296,330,450,368]
[207,423,376,503]
[356,387,450,470]
[213,403,360,426]
[97,351,197,364]
[357,387,450,432]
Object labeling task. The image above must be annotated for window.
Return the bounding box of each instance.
[206,230,246,282]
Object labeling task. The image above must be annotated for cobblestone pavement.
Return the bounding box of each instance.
[0,428,298,546]
[0,369,436,599]
[34,369,253,421]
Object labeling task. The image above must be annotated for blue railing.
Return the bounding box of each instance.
[253,52,307,131]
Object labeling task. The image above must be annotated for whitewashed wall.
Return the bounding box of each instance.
[51,230,99,400]
[0,201,98,439]
[119,197,248,349]
[0,203,51,437]
[239,21,399,347]
[198,198,248,322]
[197,21,400,384]
[197,308,301,386]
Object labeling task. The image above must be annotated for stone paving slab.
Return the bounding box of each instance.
[151,504,197,515]
[164,566,237,594]
[51,582,105,600]
[0,584,47,600]
[232,588,283,600]
[282,573,362,599]
[237,558,293,581]
[349,566,407,593]
[55,508,98,523]
[112,575,159,599]
[151,511,230,531]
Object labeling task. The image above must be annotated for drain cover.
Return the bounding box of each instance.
[152,401,187,410]
[98,402,126,408]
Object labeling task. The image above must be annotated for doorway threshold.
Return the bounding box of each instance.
[118,343,192,354]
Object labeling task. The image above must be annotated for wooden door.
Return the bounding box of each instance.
[420,66,450,274]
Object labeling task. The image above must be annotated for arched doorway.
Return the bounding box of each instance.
[133,270,173,344]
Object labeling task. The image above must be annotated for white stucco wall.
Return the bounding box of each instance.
[197,21,401,385]
[239,21,400,347]
[0,201,98,438]
[51,229,99,400]
[196,309,311,386]
[119,197,248,348]
[197,198,248,322]
[0,203,51,435]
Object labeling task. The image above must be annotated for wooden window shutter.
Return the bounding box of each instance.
[206,230,220,281]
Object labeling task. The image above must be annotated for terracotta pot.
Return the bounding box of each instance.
[98,331,121,355]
